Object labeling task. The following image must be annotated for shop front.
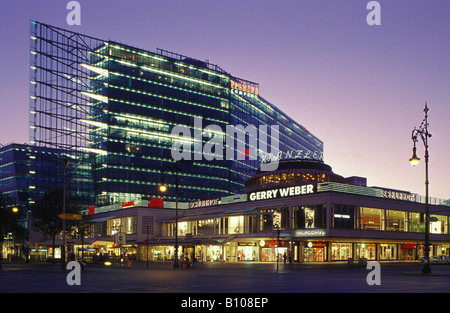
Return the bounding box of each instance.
[237,242,258,261]
[303,242,327,262]
[356,243,377,260]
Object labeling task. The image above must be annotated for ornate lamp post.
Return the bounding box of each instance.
[409,103,431,274]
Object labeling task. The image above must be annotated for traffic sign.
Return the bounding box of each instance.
[421,256,429,264]
[115,232,126,245]
[58,213,82,221]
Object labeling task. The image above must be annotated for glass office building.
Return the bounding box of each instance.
[29,21,323,205]
[0,143,94,215]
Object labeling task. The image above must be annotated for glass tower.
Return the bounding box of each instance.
[29,21,323,205]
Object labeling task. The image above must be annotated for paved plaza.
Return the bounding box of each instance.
[2,260,450,294]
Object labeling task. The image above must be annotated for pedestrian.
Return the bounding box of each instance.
[283,252,287,264]
[193,256,198,268]
[180,253,185,268]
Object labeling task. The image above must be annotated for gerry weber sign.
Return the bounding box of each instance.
[248,184,315,201]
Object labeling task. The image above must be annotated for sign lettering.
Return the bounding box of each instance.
[248,184,315,201]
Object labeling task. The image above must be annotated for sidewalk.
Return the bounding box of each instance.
[0,259,430,273]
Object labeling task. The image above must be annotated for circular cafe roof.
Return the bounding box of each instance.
[244,159,345,192]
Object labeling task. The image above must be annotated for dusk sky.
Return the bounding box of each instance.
[0,0,448,199]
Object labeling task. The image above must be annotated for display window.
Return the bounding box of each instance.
[430,215,448,234]
[408,213,424,233]
[356,243,376,260]
[293,205,326,229]
[261,247,287,262]
[434,244,450,257]
[204,245,224,262]
[331,243,352,261]
[303,242,326,262]
[237,243,258,261]
[332,204,356,229]
[360,207,384,231]
[229,216,244,234]
[400,244,416,260]
[379,244,397,260]
[386,210,406,232]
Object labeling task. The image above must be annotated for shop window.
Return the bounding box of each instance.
[409,212,424,233]
[259,208,288,231]
[303,242,326,262]
[237,243,258,261]
[332,204,356,229]
[386,210,406,232]
[331,243,353,261]
[430,215,448,234]
[228,216,244,234]
[400,244,417,260]
[360,207,384,231]
[356,243,376,260]
[379,244,397,260]
[197,219,216,236]
[293,205,325,229]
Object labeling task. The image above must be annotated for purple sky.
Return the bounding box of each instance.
[0,0,449,199]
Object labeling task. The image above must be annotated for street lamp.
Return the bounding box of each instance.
[409,102,431,274]
[159,163,181,268]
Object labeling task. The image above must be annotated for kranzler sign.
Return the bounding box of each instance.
[248,184,315,201]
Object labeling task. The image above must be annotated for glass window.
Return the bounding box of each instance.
[332,204,356,229]
[409,212,424,233]
[430,215,448,234]
[360,207,384,231]
[228,216,244,234]
[197,219,216,236]
[386,210,406,232]
[293,205,326,229]
[106,217,136,235]
[356,243,376,260]
[379,244,397,260]
[331,243,352,261]
[259,208,288,231]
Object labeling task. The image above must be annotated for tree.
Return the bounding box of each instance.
[31,187,81,262]
[0,193,25,269]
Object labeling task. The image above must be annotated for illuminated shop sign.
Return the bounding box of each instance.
[121,200,135,208]
[381,190,417,201]
[189,198,220,208]
[230,79,259,95]
[294,229,327,237]
[248,184,315,201]
[260,149,324,162]
[149,198,164,208]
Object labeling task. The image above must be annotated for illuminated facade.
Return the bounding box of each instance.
[0,143,93,214]
[29,21,323,205]
[76,160,450,264]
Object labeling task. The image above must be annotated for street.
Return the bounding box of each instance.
[1,261,450,294]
